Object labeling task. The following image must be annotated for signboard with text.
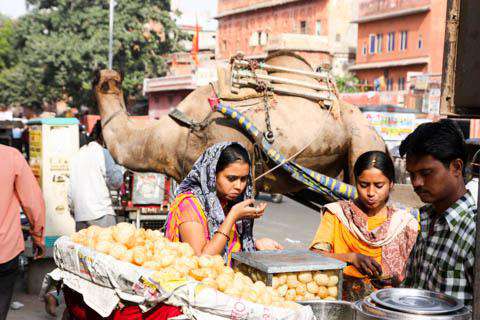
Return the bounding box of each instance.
[363,112,417,141]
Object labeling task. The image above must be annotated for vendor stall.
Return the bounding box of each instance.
[47,220,474,320]
[47,224,317,320]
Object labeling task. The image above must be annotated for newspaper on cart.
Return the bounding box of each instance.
[45,236,315,319]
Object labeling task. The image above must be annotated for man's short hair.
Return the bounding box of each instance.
[88,120,103,143]
[399,119,467,171]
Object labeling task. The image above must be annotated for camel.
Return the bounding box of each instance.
[94,52,385,197]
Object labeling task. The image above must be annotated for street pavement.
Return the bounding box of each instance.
[7,194,321,319]
[254,194,320,249]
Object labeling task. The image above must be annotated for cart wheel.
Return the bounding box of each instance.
[271,194,283,203]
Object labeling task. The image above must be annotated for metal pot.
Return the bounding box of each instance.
[299,300,354,320]
[353,299,472,320]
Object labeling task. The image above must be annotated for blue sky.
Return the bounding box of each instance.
[0,0,218,29]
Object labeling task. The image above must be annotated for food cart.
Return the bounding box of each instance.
[47,223,474,320]
[48,226,317,320]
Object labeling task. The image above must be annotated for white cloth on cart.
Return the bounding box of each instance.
[46,268,120,318]
[50,237,315,320]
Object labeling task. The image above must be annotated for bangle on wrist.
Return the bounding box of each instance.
[214,230,230,241]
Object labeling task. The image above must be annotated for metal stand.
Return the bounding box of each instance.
[474,175,480,318]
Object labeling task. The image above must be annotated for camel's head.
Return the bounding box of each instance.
[93,69,123,95]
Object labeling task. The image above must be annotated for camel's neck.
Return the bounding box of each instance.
[97,93,127,120]
[97,91,182,180]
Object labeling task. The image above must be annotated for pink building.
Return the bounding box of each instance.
[216,0,358,76]
[144,24,217,119]
[350,0,447,92]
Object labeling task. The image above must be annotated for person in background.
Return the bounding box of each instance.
[11,121,25,153]
[310,151,418,301]
[78,124,88,147]
[20,125,29,160]
[401,119,475,304]
[0,144,45,320]
[68,120,125,230]
[165,142,283,266]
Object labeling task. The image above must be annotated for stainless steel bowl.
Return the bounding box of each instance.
[353,299,472,320]
[371,288,464,315]
[299,300,354,320]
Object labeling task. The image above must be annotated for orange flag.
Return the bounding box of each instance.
[191,20,199,66]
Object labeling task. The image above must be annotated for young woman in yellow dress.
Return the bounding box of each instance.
[310,151,418,301]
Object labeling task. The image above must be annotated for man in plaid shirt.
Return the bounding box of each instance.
[400,119,475,304]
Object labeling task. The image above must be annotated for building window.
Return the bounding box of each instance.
[300,21,307,34]
[362,43,367,56]
[248,32,258,47]
[315,20,322,35]
[418,35,423,49]
[386,78,393,91]
[336,33,341,42]
[398,77,405,91]
[223,40,227,51]
[387,32,395,52]
[376,34,383,53]
[259,31,268,46]
[369,34,376,54]
[400,31,408,50]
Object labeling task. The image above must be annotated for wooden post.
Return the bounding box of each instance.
[440,0,460,115]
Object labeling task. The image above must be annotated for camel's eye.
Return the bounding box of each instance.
[101,82,110,92]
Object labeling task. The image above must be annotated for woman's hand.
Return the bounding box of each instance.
[255,237,284,250]
[348,253,382,278]
[230,199,266,221]
[371,275,401,288]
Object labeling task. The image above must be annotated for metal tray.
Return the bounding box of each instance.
[232,249,346,273]
[371,288,464,315]
[355,298,471,320]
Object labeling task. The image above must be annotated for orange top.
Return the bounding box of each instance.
[165,192,241,266]
[310,211,387,278]
[0,145,45,263]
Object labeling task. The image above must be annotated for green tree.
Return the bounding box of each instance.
[0,0,184,110]
[335,73,361,93]
[0,15,17,70]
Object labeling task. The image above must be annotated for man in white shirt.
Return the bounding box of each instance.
[68,120,125,230]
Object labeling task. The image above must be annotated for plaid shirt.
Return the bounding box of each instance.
[403,191,476,304]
